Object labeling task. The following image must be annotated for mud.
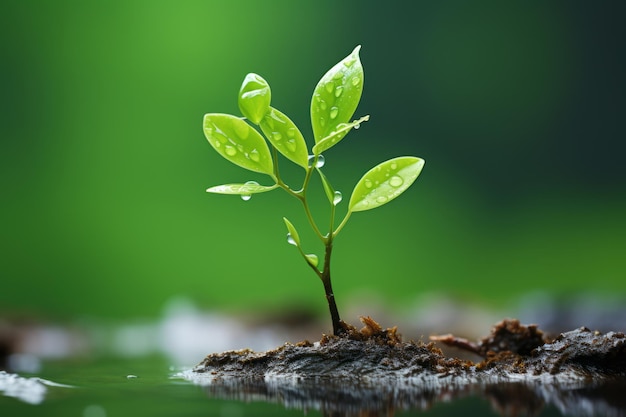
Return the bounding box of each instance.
[187,318,626,416]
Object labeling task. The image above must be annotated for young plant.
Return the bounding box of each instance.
[203,46,424,336]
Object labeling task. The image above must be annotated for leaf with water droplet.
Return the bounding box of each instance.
[311,46,364,144]
[348,157,425,212]
[283,217,301,248]
[238,73,271,124]
[206,181,278,195]
[259,107,308,169]
[312,115,369,156]
[203,113,275,178]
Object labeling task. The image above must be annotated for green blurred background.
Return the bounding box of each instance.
[2,1,625,321]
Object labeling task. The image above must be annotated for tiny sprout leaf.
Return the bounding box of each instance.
[238,73,271,124]
[260,107,308,169]
[316,168,336,206]
[311,45,364,143]
[283,217,301,248]
[206,182,278,195]
[312,115,369,156]
[348,157,425,212]
[305,254,319,268]
[203,113,275,178]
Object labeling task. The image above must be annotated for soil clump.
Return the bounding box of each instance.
[194,317,626,379]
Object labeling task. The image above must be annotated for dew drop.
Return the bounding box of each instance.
[214,141,221,148]
[320,100,328,111]
[224,145,237,156]
[308,154,325,168]
[272,131,282,141]
[329,107,339,119]
[376,196,388,204]
[364,179,373,188]
[287,233,297,246]
[389,176,404,187]
[390,162,398,170]
[325,82,334,94]
[334,86,343,97]
[286,128,296,138]
[344,55,357,67]
[241,181,257,201]
[354,123,361,130]
[320,117,326,127]
[351,77,361,86]
[333,70,344,80]
[249,149,260,162]
[333,190,343,206]
[286,139,296,152]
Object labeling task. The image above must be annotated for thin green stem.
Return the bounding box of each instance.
[332,210,352,239]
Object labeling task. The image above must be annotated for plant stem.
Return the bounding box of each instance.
[321,240,344,336]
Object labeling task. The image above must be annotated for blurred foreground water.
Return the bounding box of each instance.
[1,294,625,416]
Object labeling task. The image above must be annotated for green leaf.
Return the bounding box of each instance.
[238,73,271,124]
[305,254,319,268]
[283,217,301,247]
[203,113,275,178]
[259,107,308,169]
[311,45,364,143]
[316,168,336,205]
[348,157,425,212]
[312,115,369,156]
[206,181,278,195]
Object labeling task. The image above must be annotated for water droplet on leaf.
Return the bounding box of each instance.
[364,179,373,188]
[308,154,325,168]
[333,191,343,205]
[272,132,282,141]
[325,82,334,94]
[351,77,361,86]
[249,149,260,162]
[376,196,388,204]
[389,176,403,187]
[329,107,339,119]
[225,145,237,156]
[287,233,297,246]
[334,86,343,97]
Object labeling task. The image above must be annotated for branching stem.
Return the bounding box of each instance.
[274,156,344,335]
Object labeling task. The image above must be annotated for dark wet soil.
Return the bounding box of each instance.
[190,317,626,416]
[196,317,625,379]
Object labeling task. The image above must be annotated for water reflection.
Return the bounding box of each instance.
[183,372,626,417]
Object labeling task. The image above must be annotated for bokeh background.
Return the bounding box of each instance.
[2,1,625,325]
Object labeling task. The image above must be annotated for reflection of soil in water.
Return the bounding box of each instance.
[187,318,626,416]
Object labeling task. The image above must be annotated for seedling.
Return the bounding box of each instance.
[203,46,424,335]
